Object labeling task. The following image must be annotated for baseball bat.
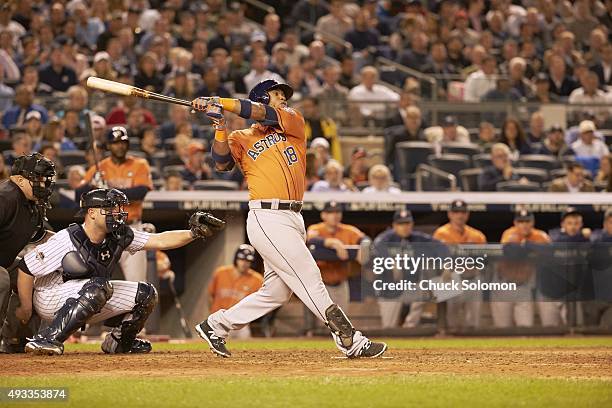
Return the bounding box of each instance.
[84,111,100,174]
[86,77,192,107]
[167,278,193,338]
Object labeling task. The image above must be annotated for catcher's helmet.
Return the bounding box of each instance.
[248,79,293,105]
[234,244,255,265]
[78,188,129,232]
[106,126,129,145]
[11,153,56,204]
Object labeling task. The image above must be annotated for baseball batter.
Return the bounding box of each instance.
[15,188,224,355]
[190,80,387,358]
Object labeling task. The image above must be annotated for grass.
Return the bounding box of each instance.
[1,337,611,408]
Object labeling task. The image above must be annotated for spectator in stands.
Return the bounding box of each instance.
[507,57,533,99]
[316,0,353,44]
[398,31,429,72]
[263,13,282,55]
[302,96,342,163]
[207,244,263,339]
[134,52,164,93]
[38,42,77,92]
[307,201,365,315]
[164,69,195,100]
[267,43,290,79]
[0,63,14,112]
[373,209,439,328]
[312,160,350,192]
[181,141,212,185]
[140,126,158,163]
[590,43,611,87]
[570,120,610,171]
[35,117,77,153]
[527,111,546,145]
[4,132,32,166]
[196,67,231,98]
[547,55,579,98]
[244,52,285,92]
[548,162,595,192]
[290,0,328,30]
[348,66,399,123]
[433,199,487,328]
[478,143,526,191]
[500,117,532,159]
[384,106,424,168]
[492,209,550,328]
[482,77,522,105]
[425,115,470,144]
[24,110,43,144]
[450,9,480,47]
[2,85,48,129]
[536,125,575,158]
[57,165,85,209]
[159,106,195,143]
[464,55,497,102]
[421,41,456,99]
[283,29,310,67]
[568,71,611,124]
[310,137,331,177]
[344,147,370,188]
[63,110,84,141]
[528,72,559,103]
[362,164,401,194]
[476,121,496,148]
[163,170,185,191]
[446,36,469,72]
[305,150,321,190]
[38,143,64,178]
[344,8,380,65]
[338,54,358,90]
[207,14,233,53]
[595,154,611,186]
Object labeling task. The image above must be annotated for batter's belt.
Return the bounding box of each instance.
[249,200,303,213]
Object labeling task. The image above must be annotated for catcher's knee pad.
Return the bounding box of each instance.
[77,278,114,315]
[325,304,355,348]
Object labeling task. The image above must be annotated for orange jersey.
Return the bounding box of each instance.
[433,224,487,244]
[208,265,263,313]
[229,106,306,200]
[307,222,365,285]
[501,226,551,244]
[83,156,153,221]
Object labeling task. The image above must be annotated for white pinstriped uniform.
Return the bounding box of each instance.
[23,227,151,322]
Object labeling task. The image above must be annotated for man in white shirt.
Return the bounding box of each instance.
[568,71,612,123]
[348,66,399,120]
[570,120,610,159]
[243,52,285,92]
[463,56,498,102]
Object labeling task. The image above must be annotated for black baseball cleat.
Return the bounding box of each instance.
[0,338,26,354]
[130,338,152,354]
[195,320,231,358]
[24,338,64,356]
[350,341,388,359]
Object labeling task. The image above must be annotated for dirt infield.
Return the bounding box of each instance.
[3,344,611,380]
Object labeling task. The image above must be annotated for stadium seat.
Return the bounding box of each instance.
[58,150,87,167]
[128,150,146,158]
[395,141,435,189]
[164,165,186,174]
[153,179,165,190]
[459,168,483,191]
[550,168,567,179]
[150,167,160,180]
[441,143,481,166]
[473,153,492,168]
[496,180,541,191]
[518,155,561,172]
[513,167,549,183]
[192,180,239,191]
[428,153,471,175]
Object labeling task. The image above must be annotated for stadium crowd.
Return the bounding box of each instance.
[0,0,611,199]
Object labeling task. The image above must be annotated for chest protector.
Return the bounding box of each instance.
[62,223,134,281]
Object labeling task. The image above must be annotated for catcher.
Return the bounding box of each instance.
[15,188,224,355]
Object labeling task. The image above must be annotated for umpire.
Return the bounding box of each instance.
[0,153,56,353]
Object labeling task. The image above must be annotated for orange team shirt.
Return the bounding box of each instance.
[83,156,153,221]
[208,265,263,313]
[307,222,365,285]
[228,106,306,201]
[433,224,487,244]
[500,226,551,244]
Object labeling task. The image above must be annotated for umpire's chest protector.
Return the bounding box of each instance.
[62,223,134,280]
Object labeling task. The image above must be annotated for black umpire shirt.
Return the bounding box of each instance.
[0,180,39,268]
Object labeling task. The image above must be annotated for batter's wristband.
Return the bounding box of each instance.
[214,129,228,142]
[238,99,252,119]
[211,149,234,164]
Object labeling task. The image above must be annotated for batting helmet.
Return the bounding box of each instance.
[248,79,293,105]
[106,126,129,145]
[234,244,255,265]
[11,153,56,204]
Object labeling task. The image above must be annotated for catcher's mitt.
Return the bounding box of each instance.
[189,211,226,239]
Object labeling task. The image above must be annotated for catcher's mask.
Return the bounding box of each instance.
[78,188,129,233]
[11,153,57,207]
